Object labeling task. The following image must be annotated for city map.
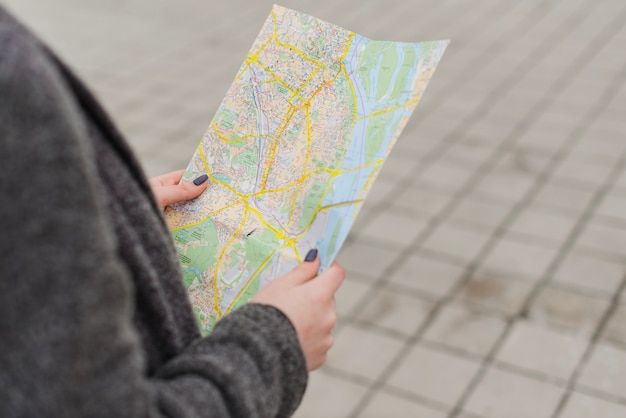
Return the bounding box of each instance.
[165,5,448,334]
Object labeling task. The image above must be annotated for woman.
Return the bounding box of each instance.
[0,6,344,417]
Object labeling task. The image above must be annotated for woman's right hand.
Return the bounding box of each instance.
[251,251,345,371]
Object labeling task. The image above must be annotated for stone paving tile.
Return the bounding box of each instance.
[389,182,453,218]
[354,286,435,336]
[479,235,558,281]
[515,123,572,155]
[357,390,447,418]
[377,153,420,182]
[386,345,482,412]
[393,132,439,157]
[529,284,612,334]
[336,241,398,281]
[474,171,536,203]
[405,112,458,144]
[419,160,476,194]
[293,370,369,418]
[595,193,626,224]
[496,148,553,179]
[326,324,405,382]
[552,251,625,296]
[602,302,626,346]
[573,135,626,163]
[444,141,495,170]
[553,154,616,188]
[422,302,507,358]
[456,273,535,317]
[355,211,429,248]
[447,195,512,233]
[575,220,626,259]
[360,177,397,210]
[560,391,626,418]
[507,207,579,246]
[422,223,492,264]
[615,170,626,194]
[334,278,372,318]
[577,341,626,400]
[531,180,596,215]
[495,320,589,381]
[463,367,564,418]
[388,253,465,299]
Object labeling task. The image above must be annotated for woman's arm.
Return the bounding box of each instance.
[0,10,324,417]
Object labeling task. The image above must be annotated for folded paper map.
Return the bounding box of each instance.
[165,5,448,334]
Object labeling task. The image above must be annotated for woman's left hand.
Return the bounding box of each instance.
[149,170,209,210]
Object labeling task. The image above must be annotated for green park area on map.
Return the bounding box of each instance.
[165,5,448,334]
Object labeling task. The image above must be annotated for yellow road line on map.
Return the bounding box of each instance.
[290,65,322,103]
[356,97,421,120]
[271,9,323,68]
[247,30,274,64]
[249,182,299,198]
[341,33,354,62]
[233,61,251,83]
[259,156,383,199]
[274,36,324,67]
[319,199,364,211]
[341,159,384,174]
[251,168,325,197]
[258,77,279,85]
[234,27,275,82]
[292,33,353,109]
[353,169,379,221]
[289,240,302,263]
[212,123,272,144]
[302,64,341,103]
[285,104,314,231]
[341,34,357,125]
[304,104,312,176]
[335,35,358,166]
[213,206,249,318]
[198,147,245,199]
[292,162,382,239]
[258,105,297,190]
[247,205,294,246]
[246,58,305,103]
[223,245,284,316]
[170,199,244,232]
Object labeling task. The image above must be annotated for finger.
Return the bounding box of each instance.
[314,262,345,295]
[284,250,321,285]
[157,179,208,208]
[150,169,186,187]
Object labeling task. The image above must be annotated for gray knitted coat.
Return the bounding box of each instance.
[0,6,307,417]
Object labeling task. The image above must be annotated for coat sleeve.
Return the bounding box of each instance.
[0,10,307,418]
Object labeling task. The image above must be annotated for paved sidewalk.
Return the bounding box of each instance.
[5,0,626,416]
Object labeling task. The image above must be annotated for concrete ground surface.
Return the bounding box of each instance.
[5,0,626,416]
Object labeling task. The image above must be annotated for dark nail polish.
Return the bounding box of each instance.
[193,174,209,186]
[304,248,318,262]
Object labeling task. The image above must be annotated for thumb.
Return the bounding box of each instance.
[315,262,345,295]
[284,249,320,286]
[158,174,208,208]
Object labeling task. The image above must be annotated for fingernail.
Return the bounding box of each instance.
[304,248,318,262]
[193,174,209,186]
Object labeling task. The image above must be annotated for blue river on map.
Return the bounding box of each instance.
[313,35,423,268]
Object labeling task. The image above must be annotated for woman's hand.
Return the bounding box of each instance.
[149,170,209,210]
[252,250,345,371]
